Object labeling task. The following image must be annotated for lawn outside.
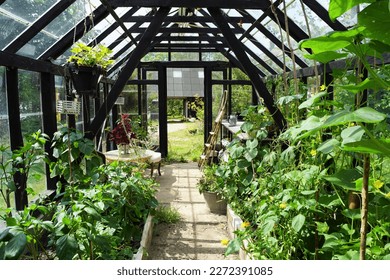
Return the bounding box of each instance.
[167,121,204,163]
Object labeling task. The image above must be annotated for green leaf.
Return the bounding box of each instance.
[230,146,244,159]
[304,51,348,63]
[342,138,390,157]
[84,207,101,220]
[262,219,275,235]
[62,216,72,226]
[0,243,5,260]
[340,126,365,145]
[297,107,386,140]
[292,214,305,233]
[225,238,242,256]
[244,148,258,162]
[367,40,390,57]
[240,122,253,133]
[359,1,390,46]
[79,140,95,155]
[6,181,16,192]
[300,36,351,53]
[56,234,78,260]
[342,209,361,220]
[6,217,17,227]
[301,190,317,196]
[323,168,361,190]
[317,138,340,154]
[322,233,340,249]
[246,138,258,149]
[323,107,386,127]
[315,221,329,234]
[5,232,27,260]
[339,78,380,93]
[277,94,304,105]
[0,228,11,242]
[299,91,329,110]
[287,115,324,140]
[329,0,375,21]
[237,159,251,169]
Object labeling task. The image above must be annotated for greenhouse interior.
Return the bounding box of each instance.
[0,0,389,261]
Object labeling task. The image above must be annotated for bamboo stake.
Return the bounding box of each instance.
[360,154,370,260]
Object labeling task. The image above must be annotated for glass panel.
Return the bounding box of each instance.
[0,66,9,144]
[19,70,42,136]
[1,0,58,22]
[317,0,358,27]
[55,75,67,128]
[0,67,12,212]
[18,70,46,203]
[285,0,333,37]
[0,0,58,50]
[202,52,228,61]
[20,0,97,59]
[0,13,24,49]
[121,84,139,115]
[147,84,159,147]
[231,84,252,117]
[170,52,199,61]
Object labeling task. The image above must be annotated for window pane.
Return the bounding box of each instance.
[0,0,59,50]
[18,70,46,203]
[0,66,9,144]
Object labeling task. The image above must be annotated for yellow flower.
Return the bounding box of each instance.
[269,196,274,201]
[221,239,229,246]
[386,192,390,199]
[241,221,250,228]
[310,149,317,157]
[320,84,327,91]
[279,202,287,209]
[373,180,384,190]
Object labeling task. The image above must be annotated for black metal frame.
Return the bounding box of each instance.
[1,0,389,210]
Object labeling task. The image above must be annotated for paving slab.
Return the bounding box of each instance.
[148,162,238,260]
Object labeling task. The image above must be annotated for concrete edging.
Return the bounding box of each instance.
[132,214,154,260]
[226,205,252,260]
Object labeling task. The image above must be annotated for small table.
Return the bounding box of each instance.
[104,149,151,163]
[221,120,249,140]
[104,149,162,176]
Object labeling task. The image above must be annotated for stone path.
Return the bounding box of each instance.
[148,162,237,260]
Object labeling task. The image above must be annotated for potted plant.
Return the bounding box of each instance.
[108,113,137,154]
[66,42,114,97]
[197,164,227,214]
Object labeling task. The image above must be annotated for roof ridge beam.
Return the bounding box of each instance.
[108,0,269,9]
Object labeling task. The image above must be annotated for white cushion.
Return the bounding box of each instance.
[145,150,161,163]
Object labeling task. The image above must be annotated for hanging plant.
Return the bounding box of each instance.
[66,42,114,98]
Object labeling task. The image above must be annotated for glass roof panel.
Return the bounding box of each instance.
[0,0,59,50]
[317,0,358,28]
[285,0,333,38]
[15,0,101,59]
[1,0,59,22]
[0,12,26,49]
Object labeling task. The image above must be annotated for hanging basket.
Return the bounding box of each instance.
[67,63,102,98]
[56,100,81,115]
